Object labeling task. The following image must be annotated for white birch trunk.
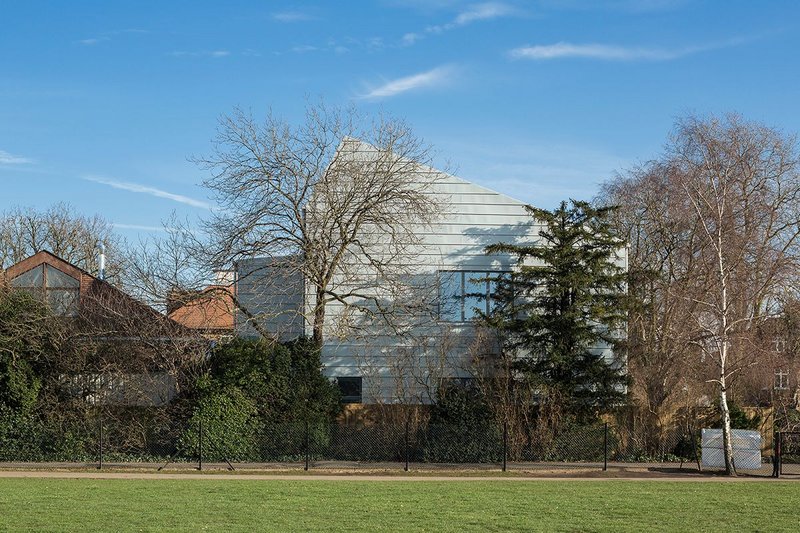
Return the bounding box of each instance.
[716,224,736,476]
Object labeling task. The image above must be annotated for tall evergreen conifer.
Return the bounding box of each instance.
[485,200,628,421]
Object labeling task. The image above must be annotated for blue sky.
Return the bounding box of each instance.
[2,0,799,241]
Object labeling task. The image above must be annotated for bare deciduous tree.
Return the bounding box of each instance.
[196,102,443,345]
[673,115,800,474]
[600,163,705,450]
[602,113,800,475]
[0,203,122,280]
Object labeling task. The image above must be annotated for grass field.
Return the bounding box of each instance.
[0,478,797,532]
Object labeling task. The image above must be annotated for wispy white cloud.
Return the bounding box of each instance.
[358,65,456,100]
[0,150,33,165]
[76,29,149,46]
[280,38,355,55]
[401,32,421,46]
[272,10,314,22]
[366,37,385,51]
[401,2,520,46]
[453,2,518,25]
[83,175,213,210]
[170,50,230,58]
[290,45,319,53]
[509,40,741,61]
[78,37,109,46]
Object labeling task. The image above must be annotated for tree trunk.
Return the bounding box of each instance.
[719,373,736,475]
[312,287,326,347]
[716,222,736,476]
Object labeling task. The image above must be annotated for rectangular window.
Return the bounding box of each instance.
[775,369,789,391]
[336,376,363,403]
[438,271,508,322]
[439,377,476,391]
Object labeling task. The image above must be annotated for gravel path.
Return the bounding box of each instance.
[0,467,788,481]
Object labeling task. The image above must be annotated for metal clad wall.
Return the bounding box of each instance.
[234,140,625,404]
[319,147,540,402]
[236,257,305,341]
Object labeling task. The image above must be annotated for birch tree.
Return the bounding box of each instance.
[603,114,800,475]
[671,114,800,474]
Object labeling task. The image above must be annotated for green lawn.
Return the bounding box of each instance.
[0,478,797,532]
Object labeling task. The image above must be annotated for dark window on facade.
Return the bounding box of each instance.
[438,270,508,322]
[439,377,476,391]
[336,376,363,403]
[10,264,80,316]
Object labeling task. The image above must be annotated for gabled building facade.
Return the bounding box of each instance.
[234,140,627,404]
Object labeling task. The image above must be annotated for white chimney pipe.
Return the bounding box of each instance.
[97,242,106,281]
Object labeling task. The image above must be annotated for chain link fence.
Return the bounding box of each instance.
[775,431,800,477]
[2,409,796,476]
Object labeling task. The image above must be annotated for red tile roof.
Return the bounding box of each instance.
[168,285,234,332]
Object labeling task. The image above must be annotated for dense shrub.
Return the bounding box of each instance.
[422,383,502,463]
[206,337,341,424]
[0,407,91,461]
[520,423,606,462]
[0,289,53,414]
[710,402,761,431]
[176,338,342,462]
[179,387,260,462]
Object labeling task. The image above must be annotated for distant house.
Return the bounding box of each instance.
[234,139,628,405]
[738,316,800,410]
[168,283,235,342]
[2,250,205,406]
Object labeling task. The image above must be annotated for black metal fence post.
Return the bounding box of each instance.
[775,431,782,479]
[502,420,508,472]
[304,420,310,471]
[198,418,203,471]
[97,416,103,470]
[404,419,410,472]
[603,422,608,472]
[691,427,702,472]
